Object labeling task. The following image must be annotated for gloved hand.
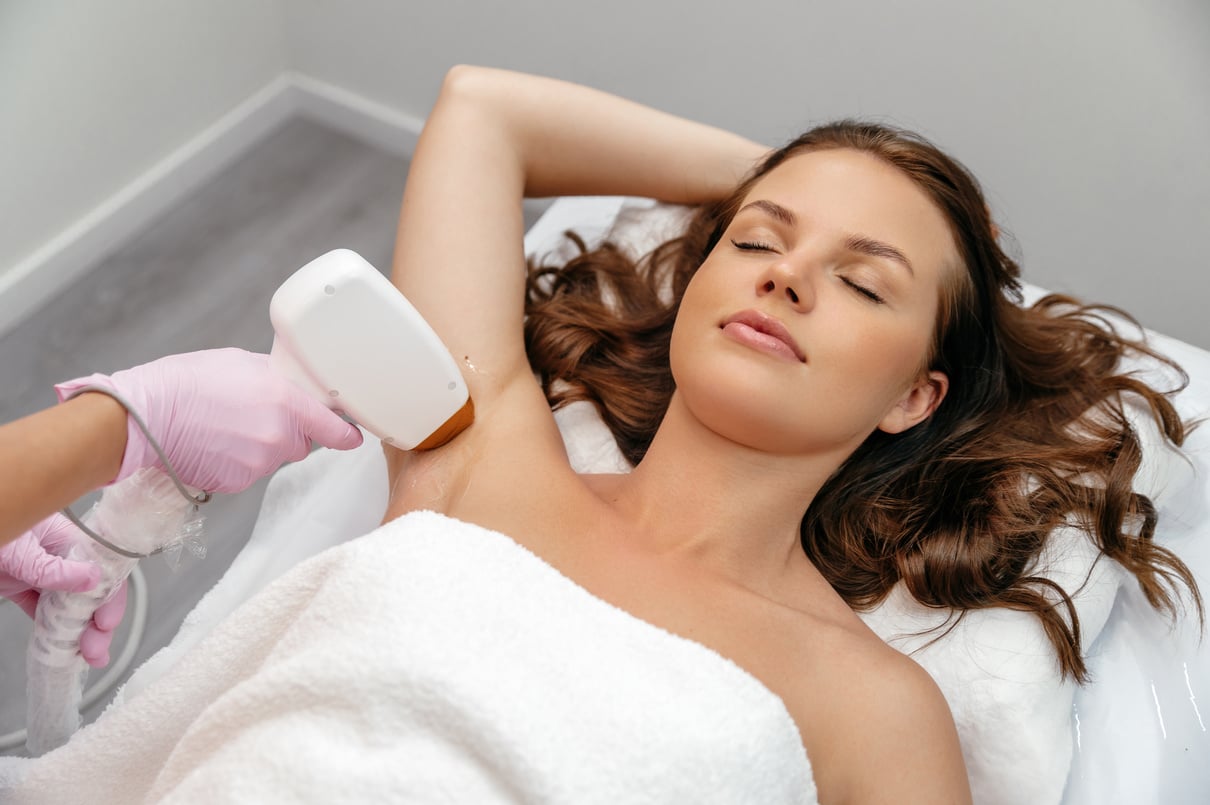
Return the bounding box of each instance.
[56,348,364,494]
[0,514,127,667]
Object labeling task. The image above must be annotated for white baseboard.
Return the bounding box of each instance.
[0,73,424,340]
[289,72,424,158]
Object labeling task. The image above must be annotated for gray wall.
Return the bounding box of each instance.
[4,0,1208,347]
[285,0,1210,348]
[0,0,286,283]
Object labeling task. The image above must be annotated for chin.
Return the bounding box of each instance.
[672,357,874,460]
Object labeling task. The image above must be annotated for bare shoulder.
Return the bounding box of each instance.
[781,624,972,805]
[848,644,971,804]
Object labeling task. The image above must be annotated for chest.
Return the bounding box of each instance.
[382,442,848,761]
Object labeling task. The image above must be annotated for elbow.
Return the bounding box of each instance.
[431,66,526,157]
[441,64,481,89]
[438,64,502,107]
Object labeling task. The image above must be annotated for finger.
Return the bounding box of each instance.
[35,556,99,593]
[11,589,39,620]
[78,624,111,668]
[80,582,127,668]
[30,514,86,555]
[24,516,103,592]
[297,397,364,451]
[92,580,127,632]
[25,550,100,594]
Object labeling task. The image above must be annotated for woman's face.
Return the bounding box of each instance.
[669,148,958,457]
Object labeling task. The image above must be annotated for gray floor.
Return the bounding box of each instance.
[0,116,550,751]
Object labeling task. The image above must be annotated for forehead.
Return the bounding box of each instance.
[742,149,959,279]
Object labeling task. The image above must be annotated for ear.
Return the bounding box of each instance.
[878,370,948,435]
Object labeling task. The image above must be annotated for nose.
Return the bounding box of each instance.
[756,258,813,311]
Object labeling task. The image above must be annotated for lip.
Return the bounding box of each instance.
[720,309,806,363]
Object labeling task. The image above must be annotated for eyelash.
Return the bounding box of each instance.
[730,239,886,305]
[842,278,885,304]
[731,239,776,252]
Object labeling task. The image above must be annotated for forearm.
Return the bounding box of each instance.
[443,65,767,203]
[0,393,126,546]
[390,66,766,400]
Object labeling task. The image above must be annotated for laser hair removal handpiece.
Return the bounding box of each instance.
[23,251,465,757]
[269,249,473,450]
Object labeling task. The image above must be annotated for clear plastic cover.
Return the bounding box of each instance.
[24,469,204,755]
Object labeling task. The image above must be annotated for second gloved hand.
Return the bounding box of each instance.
[0,514,127,667]
[55,348,364,495]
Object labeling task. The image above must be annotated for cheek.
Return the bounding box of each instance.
[669,270,722,362]
[811,307,935,403]
[667,306,700,387]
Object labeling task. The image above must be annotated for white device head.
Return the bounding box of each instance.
[269,249,472,450]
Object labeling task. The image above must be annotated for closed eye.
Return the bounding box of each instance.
[842,277,885,304]
[731,236,885,303]
[731,239,777,252]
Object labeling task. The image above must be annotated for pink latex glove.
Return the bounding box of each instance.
[0,514,127,667]
[56,348,364,494]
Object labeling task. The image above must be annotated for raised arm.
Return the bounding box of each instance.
[391,66,767,412]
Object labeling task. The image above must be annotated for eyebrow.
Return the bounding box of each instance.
[738,199,916,277]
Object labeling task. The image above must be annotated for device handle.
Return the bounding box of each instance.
[268,335,336,410]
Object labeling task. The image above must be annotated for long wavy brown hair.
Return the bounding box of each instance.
[524,121,1202,681]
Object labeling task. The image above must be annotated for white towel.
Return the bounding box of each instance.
[0,510,817,804]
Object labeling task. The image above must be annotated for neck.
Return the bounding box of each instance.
[606,393,853,595]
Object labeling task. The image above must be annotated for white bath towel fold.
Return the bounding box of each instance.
[0,511,817,804]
